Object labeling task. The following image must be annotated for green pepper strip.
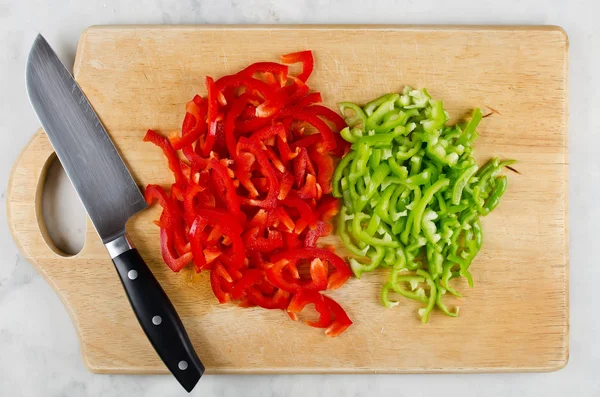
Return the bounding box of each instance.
[389,273,428,303]
[416,269,437,324]
[364,94,394,117]
[337,206,369,257]
[381,282,400,308]
[441,262,462,297]
[339,102,368,130]
[451,164,478,205]
[332,152,356,198]
[352,213,399,247]
[435,281,459,317]
[350,246,385,279]
[411,178,450,237]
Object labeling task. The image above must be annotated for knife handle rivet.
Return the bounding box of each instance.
[127,270,138,280]
[152,315,162,326]
[178,360,188,371]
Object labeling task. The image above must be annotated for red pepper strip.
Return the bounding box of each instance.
[250,124,287,146]
[282,194,317,233]
[276,136,298,167]
[269,207,295,231]
[159,228,193,272]
[316,196,340,223]
[243,227,283,252]
[183,183,204,225]
[287,289,332,328]
[144,130,186,187]
[304,221,333,248]
[309,105,347,131]
[293,147,310,188]
[234,151,259,198]
[240,62,288,84]
[170,95,208,150]
[201,76,218,156]
[283,77,309,106]
[323,296,352,337]
[214,73,282,118]
[265,147,286,173]
[237,115,272,135]
[238,296,255,308]
[266,257,328,293]
[203,246,222,266]
[281,50,314,83]
[188,214,208,271]
[297,92,323,107]
[210,262,232,303]
[214,261,233,282]
[289,133,322,151]
[237,138,279,208]
[247,287,290,309]
[224,93,256,158]
[207,158,243,219]
[231,269,263,300]
[262,72,280,88]
[271,247,351,291]
[145,184,176,212]
[297,173,318,200]
[278,171,294,201]
[308,146,335,194]
[279,107,336,152]
[283,231,303,250]
[194,209,245,269]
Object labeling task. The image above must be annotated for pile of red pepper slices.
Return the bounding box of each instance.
[143,50,353,336]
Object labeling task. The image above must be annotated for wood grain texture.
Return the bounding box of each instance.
[7,25,569,374]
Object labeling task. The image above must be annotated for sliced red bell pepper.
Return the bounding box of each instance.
[237,138,279,209]
[242,227,283,252]
[279,107,336,152]
[281,50,314,82]
[170,95,208,150]
[207,158,242,219]
[214,73,283,118]
[247,287,290,310]
[309,105,347,131]
[277,171,294,201]
[145,51,353,336]
[304,220,333,248]
[323,296,352,337]
[287,289,332,328]
[297,92,323,107]
[210,262,233,303]
[241,61,288,84]
[159,227,193,272]
[231,269,263,300]
[201,76,218,156]
[297,173,318,200]
[224,93,256,158]
[266,257,328,293]
[308,145,335,194]
[316,195,340,223]
[282,194,318,234]
[271,248,351,291]
[144,130,186,187]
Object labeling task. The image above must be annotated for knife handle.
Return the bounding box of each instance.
[111,245,204,392]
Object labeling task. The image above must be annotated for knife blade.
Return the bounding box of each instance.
[26,34,204,392]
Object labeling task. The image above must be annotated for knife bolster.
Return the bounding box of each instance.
[105,233,134,259]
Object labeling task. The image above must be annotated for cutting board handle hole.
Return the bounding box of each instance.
[39,155,86,256]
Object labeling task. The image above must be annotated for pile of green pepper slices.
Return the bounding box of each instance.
[333,87,516,323]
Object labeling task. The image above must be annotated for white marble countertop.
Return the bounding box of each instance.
[1,0,598,396]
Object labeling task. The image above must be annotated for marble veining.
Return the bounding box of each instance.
[1,0,599,396]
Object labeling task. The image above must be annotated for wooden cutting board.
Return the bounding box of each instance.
[8,25,569,373]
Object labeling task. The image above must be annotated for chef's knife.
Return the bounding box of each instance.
[26,34,204,392]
